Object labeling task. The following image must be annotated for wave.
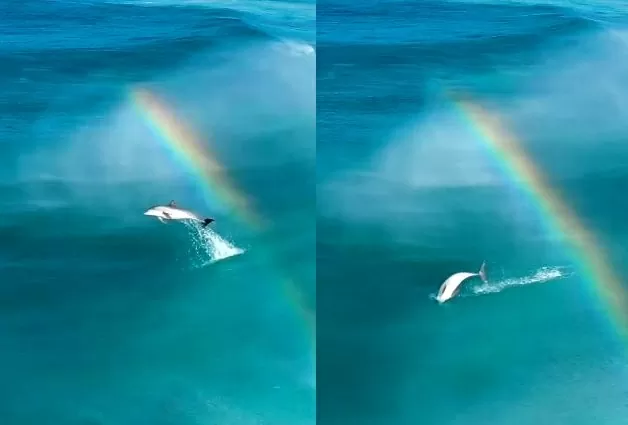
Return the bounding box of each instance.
[104,0,315,42]
[319,0,596,47]
[3,2,275,51]
[0,19,271,75]
[0,0,304,98]
[319,18,596,71]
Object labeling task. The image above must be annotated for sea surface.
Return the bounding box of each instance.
[318,1,628,424]
[1,1,314,424]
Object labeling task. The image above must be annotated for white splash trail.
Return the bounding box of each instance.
[469,266,571,296]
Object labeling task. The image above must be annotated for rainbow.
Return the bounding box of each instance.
[450,93,628,339]
[131,86,316,372]
[131,87,264,229]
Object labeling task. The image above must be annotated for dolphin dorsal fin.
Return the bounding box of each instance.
[479,261,488,284]
[168,200,176,207]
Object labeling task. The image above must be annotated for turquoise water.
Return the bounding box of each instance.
[318,1,628,424]
[1,1,314,423]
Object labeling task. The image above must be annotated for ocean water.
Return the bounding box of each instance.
[1,1,314,424]
[318,1,628,424]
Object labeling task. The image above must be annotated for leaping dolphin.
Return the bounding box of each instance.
[144,200,215,228]
[435,261,488,304]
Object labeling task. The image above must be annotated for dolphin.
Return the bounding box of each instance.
[435,261,488,304]
[144,200,215,228]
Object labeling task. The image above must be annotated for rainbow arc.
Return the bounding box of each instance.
[450,92,628,338]
[131,87,315,373]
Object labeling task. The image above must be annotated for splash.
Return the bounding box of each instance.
[470,266,571,297]
[184,221,244,266]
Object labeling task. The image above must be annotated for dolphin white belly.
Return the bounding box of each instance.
[436,272,477,303]
[435,262,488,304]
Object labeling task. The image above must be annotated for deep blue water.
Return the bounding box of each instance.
[1,1,314,424]
[318,1,628,424]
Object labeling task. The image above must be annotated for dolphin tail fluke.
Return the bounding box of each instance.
[479,261,488,284]
[202,218,215,228]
